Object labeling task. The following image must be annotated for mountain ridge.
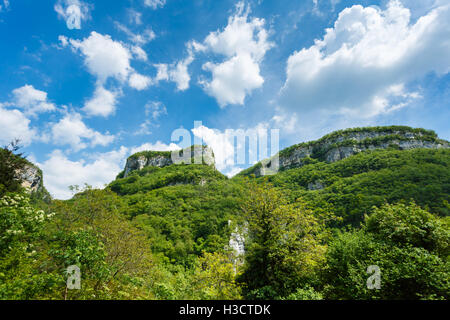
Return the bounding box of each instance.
[238,125,449,177]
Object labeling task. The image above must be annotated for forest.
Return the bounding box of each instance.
[0,129,449,300]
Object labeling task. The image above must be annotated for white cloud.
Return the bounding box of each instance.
[69,32,132,83]
[192,122,271,172]
[280,0,450,118]
[129,72,152,90]
[115,22,156,46]
[67,32,155,116]
[134,102,167,135]
[192,125,235,171]
[145,101,167,119]
[144,0,166,10]
[224,166,243,178]
[128,9,142,25]
[11,85,56,116]
[154,53,194,91]
[51,112,114,151]
[169,55,194,91]
[202,53,264,106]
[134,121,153,136]
[271,109,298,134]
[196,2,273,106]
[83,85,118,117]
[130,141,180,154]
[54,0,90,30]
[132,46,148,61]
[58,35,69,47]
[154,63,169,81]
[0,106,36,146]
[38,147,128,199]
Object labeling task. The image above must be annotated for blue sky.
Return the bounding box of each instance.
[0,0,449,199]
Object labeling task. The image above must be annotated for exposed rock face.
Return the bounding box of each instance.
[19,164,43,193]
[245,127,450,177]
[123,145,215,178]
[227,221,246,269]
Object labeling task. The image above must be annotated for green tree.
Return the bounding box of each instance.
[0,192,60,299]
[0,140,28,197]
[190,252,243,300]
[239,182,328,299]
[323,203,449,299]
[47,187,155,299]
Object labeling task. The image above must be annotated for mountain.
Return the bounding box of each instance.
[239,126,449,177]
[2,125,449,300]
[234,126,449,226]
[120,145,215,178]
[108,145,243,266]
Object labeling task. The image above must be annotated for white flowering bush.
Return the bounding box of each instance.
[0,192,55,255]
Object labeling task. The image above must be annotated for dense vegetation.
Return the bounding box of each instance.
[239,125,448,175]
[0,140,30,197]
[1,127,449,300]
[251,148,450,226]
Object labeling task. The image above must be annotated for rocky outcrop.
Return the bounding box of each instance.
[242,126,450,177]
[19,164,44,193]
[123,145,215,178]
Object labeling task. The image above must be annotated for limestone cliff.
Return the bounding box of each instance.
[122,145,215,178]
[19,164,44,193]
[240,126,449,177]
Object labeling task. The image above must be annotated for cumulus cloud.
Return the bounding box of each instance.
[0,84,58,145]
[37,147,128,200]
[51,112,114,151]
[280,0,450,118]
[195,2,273,106]
[129,72,152,90]
[0,106,36,146]
[69,32,132,83]
[54,0,90,30]
[154,53,194,91]
[11,85,56,116]
[201,54,264,106]
[67,32,154,116]
[130,141,180,154]
[83,85,118,117]
[144,0,166,10]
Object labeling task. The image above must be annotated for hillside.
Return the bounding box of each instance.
[108,157,244,266]
[250,148,450,225]
[239,126,449,177]
[235,126,450,226]
[1,126,449,300]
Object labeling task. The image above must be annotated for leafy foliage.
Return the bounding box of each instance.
[262,148,450,225]
[1,127,449,300]
[238,182,331,299]
[322,203,449,300]
[0,140,28,197]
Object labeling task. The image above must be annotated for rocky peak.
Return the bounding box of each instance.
[123,145,215,178]
[18,163,44,194]
[241,126,450,177]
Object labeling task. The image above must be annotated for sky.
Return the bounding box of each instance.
[0,0,449,199]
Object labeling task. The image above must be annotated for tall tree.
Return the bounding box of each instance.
[0,140,28,197]
[239,182,328,299]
